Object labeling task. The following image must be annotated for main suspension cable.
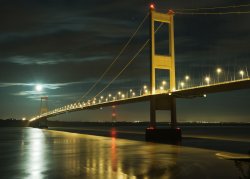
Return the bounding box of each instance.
[175,11,250,15]
[174,3,250,11]
[92,23,164,99]
[75,12,149,103]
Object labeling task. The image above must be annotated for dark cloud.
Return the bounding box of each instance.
[0,0,249,121]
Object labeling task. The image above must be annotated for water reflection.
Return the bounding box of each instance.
[234,160,250,179]
[111,134,117,172]
[3,127,246,178]
[25,128,47,179]
[216,152,250,179]
[44,128,180,178]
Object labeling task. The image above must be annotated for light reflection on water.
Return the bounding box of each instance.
[28,130,46,179]
[234,160,250,179]
[0,127,248,178]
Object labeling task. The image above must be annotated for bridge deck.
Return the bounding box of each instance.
[30,78,250,121]
[174,78,250,98]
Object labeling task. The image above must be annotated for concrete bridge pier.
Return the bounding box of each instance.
[29,117,48,129]
[38,117,48,129]
[145,95,182,143]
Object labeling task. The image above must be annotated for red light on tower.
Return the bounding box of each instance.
[149,3,155,10]
[112,105,117,122]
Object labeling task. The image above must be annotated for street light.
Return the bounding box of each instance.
[205,76,210,85]
[180,81,184,89]
[142,85,148,95]
[118,91,121,99]
[184,75,190,88]
[216,68,222,74]
[239,70,244,79]
[129,89,133,97]
[161,81,166,91]
[121,94,125,99]
[216,68,222,82]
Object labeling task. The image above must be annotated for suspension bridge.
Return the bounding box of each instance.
[29,4,250,141]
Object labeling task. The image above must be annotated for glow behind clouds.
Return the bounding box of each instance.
[35,84,43,92]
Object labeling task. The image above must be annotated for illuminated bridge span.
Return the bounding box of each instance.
[30,4,250,141]
[31,78,250,121]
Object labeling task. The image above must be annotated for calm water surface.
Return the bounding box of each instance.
[0,127,249,179]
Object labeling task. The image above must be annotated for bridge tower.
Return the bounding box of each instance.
[149,6,176,95]
[38,96,48,128]
[40,96,48,115]
[147,4,181,141]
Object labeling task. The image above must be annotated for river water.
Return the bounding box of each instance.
[0,127,249,178]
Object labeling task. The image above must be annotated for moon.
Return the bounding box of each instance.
[35,84,43,92]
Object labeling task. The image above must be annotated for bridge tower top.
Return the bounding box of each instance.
[40,96,48,115]
[150,5,176,94]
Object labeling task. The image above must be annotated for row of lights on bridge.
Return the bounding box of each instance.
[178,68,247,88]
[49,68,248,112]
[31,67,248,121]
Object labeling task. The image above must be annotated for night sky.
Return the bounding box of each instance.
[0,0,249,122]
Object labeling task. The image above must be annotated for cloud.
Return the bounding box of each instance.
[27,93,79,101]
[0,0,249,121]
[12,90,46,96]
[0,83,24,88]
[0,81,86,89]
[8,81,87,102]
[6,55,112,65]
